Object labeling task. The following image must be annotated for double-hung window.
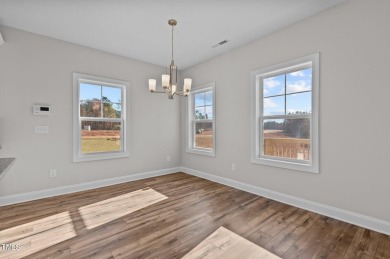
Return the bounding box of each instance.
[73,73,130,162]
[187,82,216,156]
[251,54,319,173]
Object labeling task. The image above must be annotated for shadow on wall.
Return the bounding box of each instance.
[0,31,4,45]
[0,117,4,152]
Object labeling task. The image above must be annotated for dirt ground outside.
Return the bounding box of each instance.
[195,132,213,149]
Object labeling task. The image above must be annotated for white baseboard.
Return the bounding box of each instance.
[0,167,180,206]
[2,166,389,235]
[181,167,390,235]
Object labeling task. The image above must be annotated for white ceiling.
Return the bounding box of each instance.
[0,0,347,69]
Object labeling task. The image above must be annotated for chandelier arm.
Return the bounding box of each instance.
[163,87,171,95]
[175,88,188,93]
[150,91,167,94]
[174,92,189,97]
[152,84,172,94]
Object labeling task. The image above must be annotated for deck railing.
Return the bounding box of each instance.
[264,138,310,160]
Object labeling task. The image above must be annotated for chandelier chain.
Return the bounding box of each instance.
[171,25,174,62]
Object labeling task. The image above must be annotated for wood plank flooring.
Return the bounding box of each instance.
[182,227,281,259]
[0,172,388,259]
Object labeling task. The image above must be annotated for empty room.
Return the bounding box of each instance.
[0,0,389,258]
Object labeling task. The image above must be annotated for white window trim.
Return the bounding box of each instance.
[73,73,130,162]
[250,53,319,173]
[186,82,216,157]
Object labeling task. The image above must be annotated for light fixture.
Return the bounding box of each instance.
[148,19,192,99]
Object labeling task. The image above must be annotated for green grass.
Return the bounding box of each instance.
[81,138,121,153]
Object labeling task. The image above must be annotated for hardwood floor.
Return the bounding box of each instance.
[182,227,281,259]
[0,172,388,258]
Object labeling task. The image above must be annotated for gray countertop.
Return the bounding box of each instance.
[0,158,16,179]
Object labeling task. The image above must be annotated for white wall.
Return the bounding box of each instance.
[0,26,181,196]
[181,0,390,222]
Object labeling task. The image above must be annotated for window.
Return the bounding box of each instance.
[250,53,319,173]
[187,82,216,156]
[73,73,130,162]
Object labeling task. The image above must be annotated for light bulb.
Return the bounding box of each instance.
[184,78,192,92]
[162,74,170,89]
[149,79,156,92]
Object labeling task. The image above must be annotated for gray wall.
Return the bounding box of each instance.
[0,26,181,196]
[1,0,389,223]
[181,0,390,222]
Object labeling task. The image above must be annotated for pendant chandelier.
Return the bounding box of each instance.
[148,19,192,99]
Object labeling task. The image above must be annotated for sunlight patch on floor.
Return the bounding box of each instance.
[0,211,76,259]
[182,227,281,259]
[78,187,168,229]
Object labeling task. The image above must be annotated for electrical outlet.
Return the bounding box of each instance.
[167,155,171,162]
[232,163,236,171]
[49,169,57,177]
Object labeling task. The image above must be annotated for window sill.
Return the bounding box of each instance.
[73,152,129,162]
[186,148,215,157]
[251,157,318,174]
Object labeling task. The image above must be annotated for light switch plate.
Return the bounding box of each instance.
[35,126,49,134]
